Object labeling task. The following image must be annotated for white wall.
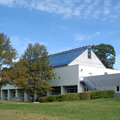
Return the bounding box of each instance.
[78,65,120,92]
[69,49,105,69]
[50,65,79,86]
[49,65,79,94]
[79,65,120,78]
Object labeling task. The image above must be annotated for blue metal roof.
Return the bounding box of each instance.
[49,46,89,67]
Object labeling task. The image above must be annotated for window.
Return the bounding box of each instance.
[5,91,8,98]
[84,87,89,92]
[67,86,77,93]
[104,72,108,75]
[89,73,92,76]
[116,86,120,92]
[88,48,91,59]
[52,87,61,95]
[20,93,24,98]
[37,93,47,97]
[12,90,16,97]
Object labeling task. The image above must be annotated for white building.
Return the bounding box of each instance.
[1,46,120,101]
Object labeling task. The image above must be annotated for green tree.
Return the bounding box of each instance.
[11,43,55,102]
[91,43,116,69]
[0,33,17,88]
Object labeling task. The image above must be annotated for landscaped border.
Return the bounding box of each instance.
[38,90,115,102]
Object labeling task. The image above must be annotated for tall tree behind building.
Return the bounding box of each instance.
[91,43,116,69]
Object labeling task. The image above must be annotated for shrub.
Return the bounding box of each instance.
[60,93,80,101]
[39,97,48,103]
[79,92,91,100]
[38,90,115,103]
[90,90,115,99]
[38,93,80,102]
[46,95,57,102]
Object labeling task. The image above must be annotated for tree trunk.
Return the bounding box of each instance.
[32,94,35,102]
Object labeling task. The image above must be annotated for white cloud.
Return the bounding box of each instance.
[85,0,92,4]
[0,0,17,7]
[93,10,101,19]
[74,34,86,41]
[74,31,101,41]
[110,15,118,19]
[93,0,100,6]
[59,25,66,30]
[84,5,94,18]
[104,8,110,15]
[104,0,111,6]
[114,2,120,13]
[95,31,101,35]
[0,0,120,20]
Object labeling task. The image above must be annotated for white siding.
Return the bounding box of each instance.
[69,49,105,69]
[78,65,120,93]
[50,65,79,86]
[79,65,120,78]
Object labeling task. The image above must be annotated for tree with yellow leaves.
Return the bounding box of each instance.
[11,43,55,102]
[0,33,17,89]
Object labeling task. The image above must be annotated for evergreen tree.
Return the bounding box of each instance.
[11,43,55,102]
[91,43,116,69]
[0,33,17,88]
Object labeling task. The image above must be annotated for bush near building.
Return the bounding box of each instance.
[38,90,115,103]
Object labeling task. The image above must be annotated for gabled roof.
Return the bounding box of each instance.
[49,45,90,67]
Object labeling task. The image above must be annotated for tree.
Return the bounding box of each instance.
[10,43,55,102]
[91,43,116,69]
[0,33,17,88]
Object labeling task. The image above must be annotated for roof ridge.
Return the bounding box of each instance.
[50,45,91,57]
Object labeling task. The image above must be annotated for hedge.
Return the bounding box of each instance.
[89,90,115,99]
[39,93,80,102]
[38,90,115,103]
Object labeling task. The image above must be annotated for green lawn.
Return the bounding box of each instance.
[0,98,120,120]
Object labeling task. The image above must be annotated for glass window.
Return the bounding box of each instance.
[67,86,77,93]
[5,91,8,97]
[104,72,108,75]
[20,93,24,98]
[89,73,92,76]
[84,87,89,92]
[12,91,16,97]
[52,87,61,95]
[37,92,47,97]
[88,48,91,59]
[117,86,120,92]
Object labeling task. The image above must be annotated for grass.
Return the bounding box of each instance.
[0,98,120,120]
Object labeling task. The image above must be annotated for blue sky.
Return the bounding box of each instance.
[0,0,120,70]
